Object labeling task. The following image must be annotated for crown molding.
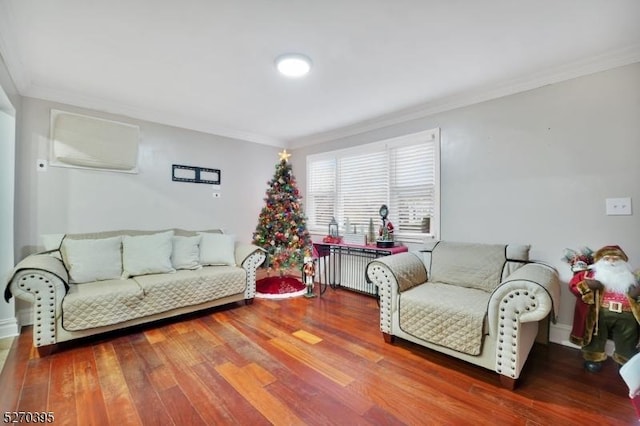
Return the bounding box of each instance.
[0,1,31,93]
[23,84,286,147]
[288,45,640,148]
[3,6,638,152]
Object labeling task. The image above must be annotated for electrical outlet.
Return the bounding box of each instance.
[36,159,48,171]
[605,197,632,215]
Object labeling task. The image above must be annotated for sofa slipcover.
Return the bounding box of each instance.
[5,229,266,351]
[366,241,560,389]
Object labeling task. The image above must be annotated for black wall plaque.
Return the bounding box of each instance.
[172,164,221,184]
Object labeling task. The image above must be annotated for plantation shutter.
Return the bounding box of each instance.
[306,128,439,241]
[389,142,436,233]
[307,158,336,229]
[338,151,387,231]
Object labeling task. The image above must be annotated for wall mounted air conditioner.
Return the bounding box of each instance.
[49,109,140,173]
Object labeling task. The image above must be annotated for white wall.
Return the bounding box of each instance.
[0,53,20,339]
[9,61,640,344]
[292,62,640,332]
[15,97,281,259]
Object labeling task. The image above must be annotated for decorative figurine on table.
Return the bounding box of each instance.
[302,255,316,298]
[322,217,342,244]
[376,204,394,248]
[566,245,640,372]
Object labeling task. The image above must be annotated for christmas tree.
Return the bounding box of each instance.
[253,150,312,274]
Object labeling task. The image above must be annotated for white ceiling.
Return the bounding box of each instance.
[1,1,639,148]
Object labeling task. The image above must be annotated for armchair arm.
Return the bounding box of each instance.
[488,262,560,379]
[366,252,428,334]
[6,254,69,347]
[235,244,267,300]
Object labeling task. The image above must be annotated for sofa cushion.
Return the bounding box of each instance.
[199,232,236,266]
[399,282,490,355]
[429,242,507,292]
[62,278,144,330]
[60,236,123,284]
[122,231,176,277]
[171,235,202,270]
[61,266,246,331]
[132,266,245,314]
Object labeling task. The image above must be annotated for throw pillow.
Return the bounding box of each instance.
[199,232,236,266]
[61,236,123,284]
[42,233,65,251]
[123,231,176,277]
[41,233,65,259]
[171,235,202,270]
[506,244,531,261]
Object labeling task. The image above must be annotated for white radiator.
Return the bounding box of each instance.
[336,252,377,295]
[316,247,380,296]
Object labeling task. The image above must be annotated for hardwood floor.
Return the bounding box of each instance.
[0,287,637,425]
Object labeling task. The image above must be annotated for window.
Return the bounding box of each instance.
[306,128,440,242]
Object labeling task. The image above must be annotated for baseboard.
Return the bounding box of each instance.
[0,316,19,339]
[550,322,614,356]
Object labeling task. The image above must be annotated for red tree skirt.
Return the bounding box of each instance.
[256,275,306,299]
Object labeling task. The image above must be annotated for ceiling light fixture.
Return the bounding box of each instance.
[275,54,312,78]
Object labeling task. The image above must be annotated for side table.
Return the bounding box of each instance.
[312,242,408,296]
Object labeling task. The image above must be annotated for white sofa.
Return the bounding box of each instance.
[5,229,266,353]
[366,241,560,389]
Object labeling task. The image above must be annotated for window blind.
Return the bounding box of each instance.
[338,151,387,232]
[306,128,440,241]
[307,158,336,228]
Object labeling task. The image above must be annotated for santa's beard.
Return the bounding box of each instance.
[592,259,636,294]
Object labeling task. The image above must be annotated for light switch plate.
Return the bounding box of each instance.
[605,197,632,215]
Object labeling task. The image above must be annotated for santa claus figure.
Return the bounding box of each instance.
[569,245,640,372]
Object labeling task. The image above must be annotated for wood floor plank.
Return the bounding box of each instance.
[128,332,165,371]
[190,318,225,346]
[258,335,377,416]
[0,332,29,411]
[157,385,207,426]
[72,346,110,425]
[154,332,206,368]
[266,376,377,425]
[177,364,241,425]
[47,350,78,426]
[269,336,355,387]
[143,328,166,345]
[10,337,50,413]
[92,343,142,426]
[191,361,271,425]
[1,289,637,425]
[112,338,173,426]
[216,361,305,425]
[292,329,323,344]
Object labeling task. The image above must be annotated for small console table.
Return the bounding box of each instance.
[312,242,408,296]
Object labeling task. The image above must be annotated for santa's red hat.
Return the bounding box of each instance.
[594,245,628,262]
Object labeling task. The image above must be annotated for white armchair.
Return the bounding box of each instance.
[366,241,560,389]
